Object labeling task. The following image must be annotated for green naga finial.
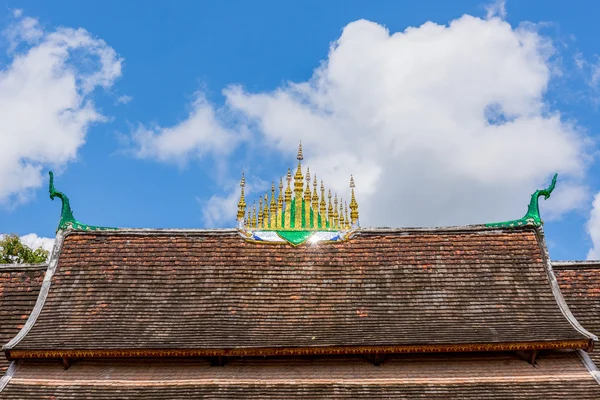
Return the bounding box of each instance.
[486,173,558,228]
[48,171,115,232]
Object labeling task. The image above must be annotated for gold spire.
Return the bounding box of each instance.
[262,192,269,229]
[333,194,339,229]
[251,202,257,229]
[349,175,359,226]
[339,199,345,230]
[269,182,276,229]
[277,178,283,229]
[312,174,319,211]
[284,169,292,228]
[293,143,304,228]
[304,167,312,228]
[237,172,246,221]
[319,180,326,228]
[344,201,349,230]
[258,196,264,227]
[327,190,333,228]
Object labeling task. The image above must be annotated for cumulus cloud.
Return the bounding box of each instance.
[19,233,55,254]
[130,92,242,165]
[116,94,132,105]
[224,17,589,227]
[485,0,507,20]
[132,14,591,228]
[201,175,267,227]
[0,12,122,204]
[0,233,54,261]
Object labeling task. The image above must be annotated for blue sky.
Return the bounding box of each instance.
[1,0,600,260]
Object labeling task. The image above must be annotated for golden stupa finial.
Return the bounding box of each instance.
[304,167,312,227]
[345,201,349,230]
[276,177,283,229]
[263,193,269,229]
[327,189,333,227]
[312,174,319,211]
[269,182,276,229]
[340,199,344,229]
[293,143,304,228]
[238,144,359,233]
[349,175,359,226]
[284,168,293,227]
[333,193,339,229]
[258,196,264,227]
[237,172,246,221]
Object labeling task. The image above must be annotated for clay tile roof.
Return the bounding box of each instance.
[1,351,599,398]
[3,227,594,358]
[0,264,46,374]
[554,261,600,365]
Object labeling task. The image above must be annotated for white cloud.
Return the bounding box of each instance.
[201,175,267,227]
[225,17,590,227]
[0,233,54,262]
[130,92,243,165]
[587,192,600,260]
[116,94,132,105]
[485,0,507,20]
[19,233,55,255]
[132,15,591,228]
[0,12,122,204]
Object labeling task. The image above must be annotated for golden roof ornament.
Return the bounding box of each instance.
[236,142,359,245]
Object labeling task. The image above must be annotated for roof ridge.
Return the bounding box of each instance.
[553,260,600,269]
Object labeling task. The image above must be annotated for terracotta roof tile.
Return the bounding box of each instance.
[0,265,45,374]
[6,228,590,354]
[1,352,599,398]
[554,262,600,366]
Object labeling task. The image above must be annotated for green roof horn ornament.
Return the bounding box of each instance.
[486,173,558,228]
[49,171,115,232]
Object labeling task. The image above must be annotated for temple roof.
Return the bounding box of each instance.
[1,351,599,398]
[0,264,46,374]
[3,226,594,360]
[554,261,600,365]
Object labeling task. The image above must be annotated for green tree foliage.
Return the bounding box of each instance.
[0,234,49,264]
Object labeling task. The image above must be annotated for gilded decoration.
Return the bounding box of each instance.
[237,143,359,245]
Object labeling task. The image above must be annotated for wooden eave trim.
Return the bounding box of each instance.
[5,339,593,360]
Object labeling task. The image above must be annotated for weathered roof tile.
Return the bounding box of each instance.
[5,228,591,355]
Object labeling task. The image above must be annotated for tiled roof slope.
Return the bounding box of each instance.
[1,352,599,398]
[4,228,592,355]
[0,265,45,373]
[554,261,600,365]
